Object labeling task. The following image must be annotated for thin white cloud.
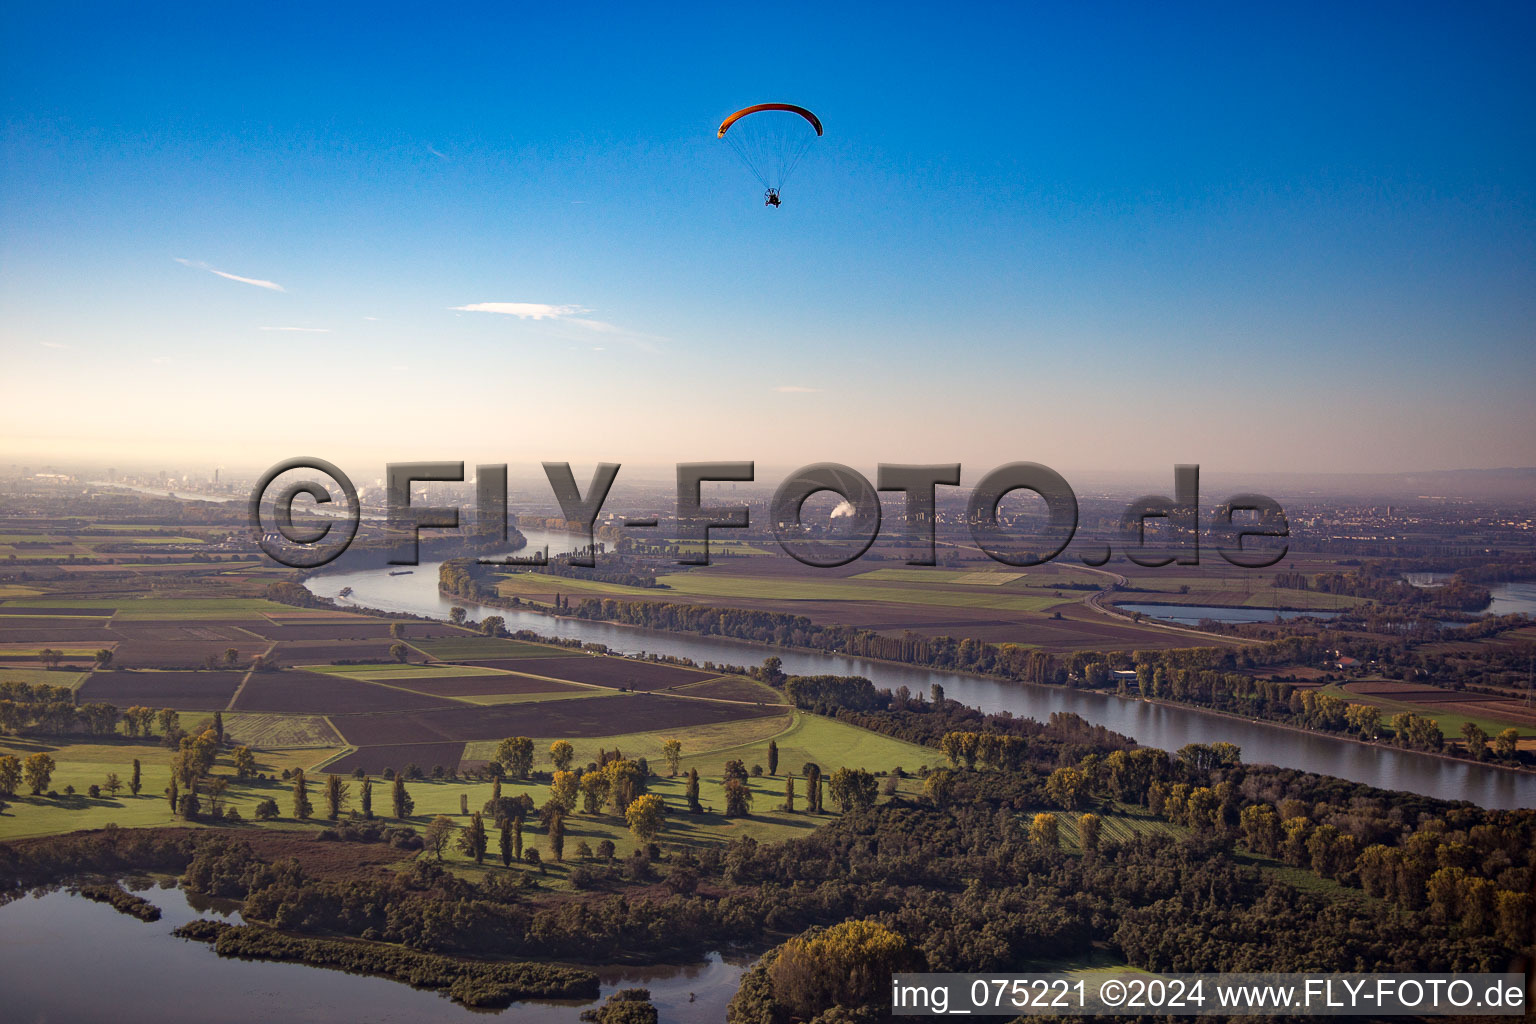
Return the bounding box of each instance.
[39,341,70,350]
[174,257,285,292]
[259,326,332,333]
[426,145,450,161]
[773,385,821,393]
[451,302,588,320]
[451,301,663,352]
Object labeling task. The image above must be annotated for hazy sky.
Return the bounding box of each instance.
[2,3,1533,478]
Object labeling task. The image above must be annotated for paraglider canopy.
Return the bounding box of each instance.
[718,103,822,205]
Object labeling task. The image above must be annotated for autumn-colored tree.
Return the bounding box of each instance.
[550,769,579,811]
[1078,812,1101,851]
[105,772,122,798]
[625,793,666,840]
[389,642,409,663]
[782,774,796,812]
[662,738,682,777]
[548,740,574,772]
[232,745,258,780]
[0,754,21,797]
[767,920,920,1020]
[685,768,702,814]
[22,752,55,795]
[360,776,374,819]
[1045,766,1086,810]
[1030,812,1060,848]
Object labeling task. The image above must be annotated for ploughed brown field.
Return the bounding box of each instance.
[329,693,787,746]
[231,671,459,714]
[0,627,120,644]
[0,606,120,616]
[471,656,714,690]
[77,670,245,710]
[323,742,471,777]
[269,639,419,665]
[241,621,462,641]
[112,622,261,642]
[386,675,587,697]
[110,640,272,669]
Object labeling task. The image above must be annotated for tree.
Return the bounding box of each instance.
[549,740,574,772]
[212,710,224,745]
[767,739,779,776]
[1078,812,1101,851]
[827,767,877,812]
[481,615,505,636]
[803,763,823,813]
[179,779,201,820]
[360,776,374,819]
[1493,727,1520,759]
[23,752,55,795]
[723,759,749,784]
[156,708,180,737]
[389,642,409,663]
[458,811,488,864]
[723,777,753,817]
[392,775,413,818]
[105,772,122,798]
[550,770,578,812]
[602,759,646,813]
[496,736,535,779]
[662,739,682,777]
[545,804,566,861]
[685,768,702,814]
[783,774,796,812]
[1045,766,1087,810]
[1460,722,1487,759]
[0,755,20,797]
[233,746,257,780]
[423,814,455,861]
[1030,812,1060,848]
[449,606,467,626]
[167,776,178,813]
[130,758,141,796]
[767,919,918,1020]
[325,773,350,820]
[255,798,280,820]
[759,655,785,687]
[93,648,113,668]
[581,771,610,815]
[499,818,513,866]
[625,793,666,840]
[291,768,312,819]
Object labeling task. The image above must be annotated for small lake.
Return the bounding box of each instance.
[1115,603,1342,626]
[307,542,1536,809]
[0,886,748,1022]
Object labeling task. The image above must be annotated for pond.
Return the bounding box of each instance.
[0,885,749,1022]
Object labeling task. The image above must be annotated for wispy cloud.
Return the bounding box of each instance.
[451,302,588,320]
[39,341,70,350]
[426,145,450,161]
[259,326,332,333]
[174,257,285,292]
[450,300,662,352]
[773,385,821,393]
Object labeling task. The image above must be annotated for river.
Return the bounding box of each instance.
[0,885,749,1022]
[305,529,1535,809]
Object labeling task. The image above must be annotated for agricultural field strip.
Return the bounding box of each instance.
[1323,683,1536,736]
[290,663,604,704]
[496,571,1069,611]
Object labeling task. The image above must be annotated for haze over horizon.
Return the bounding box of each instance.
[3,3,1533,475]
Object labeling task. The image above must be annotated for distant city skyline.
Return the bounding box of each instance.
[3,3,1533,475]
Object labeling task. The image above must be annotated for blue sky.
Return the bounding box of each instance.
[2,2,1532,476]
